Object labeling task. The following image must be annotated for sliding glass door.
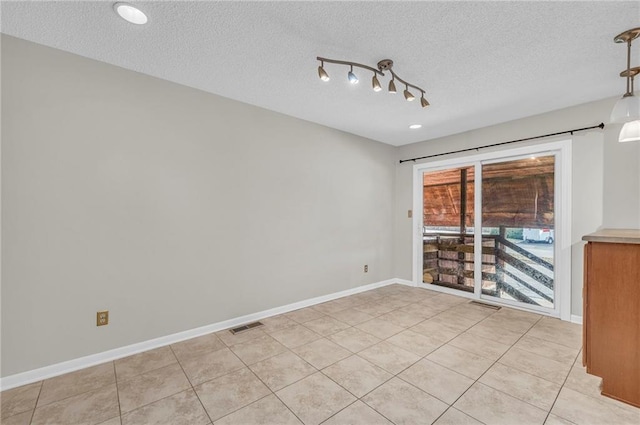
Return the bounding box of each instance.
[415,142,568,317]
[480,156,555,309]
[422,165,475,294]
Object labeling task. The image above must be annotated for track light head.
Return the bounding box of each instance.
[404,86,415,101]
[318,65,330,82]
[372,74,382,92]
[421,96,430,108]
[348,66,359,84]
[388,79,397,94]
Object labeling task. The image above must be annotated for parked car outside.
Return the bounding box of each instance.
[523,228,554,244]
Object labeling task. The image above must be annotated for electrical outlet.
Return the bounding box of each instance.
[408,209,413,218]
[97,311,109,326]
[364,264,368,273]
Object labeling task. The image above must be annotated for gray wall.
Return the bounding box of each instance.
[1,36,396,376]
[394,98,640,317]
[3,35,640,377]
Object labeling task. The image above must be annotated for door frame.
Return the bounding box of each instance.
[412,140,572,320]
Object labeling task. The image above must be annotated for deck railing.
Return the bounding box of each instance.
[423,232,554,306]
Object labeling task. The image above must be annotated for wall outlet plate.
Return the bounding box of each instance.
[97,311,109,326]
[364,265,368,273]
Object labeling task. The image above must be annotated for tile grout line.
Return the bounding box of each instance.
[316,399,361,425]
[27,380,43,425]
[26,367,120,423]
[314,298,472,425]
[117,303,548,425]
[244,328,342,424]
[376,303,478,424]
[9,286,590,425]
[215,338,308,425]
[111,361,122,423]
[314,356,398,425]
[188,337,278,423]
[433,313,559,422]
[421,308,516,424]
[254,350,309,425]
[113,354,202,422]
[405,308,532,409]
[319,297,488,424]
[542,348,592,425]
[167,344,215,425]
[278,294,434,424]
[436,406,490,425]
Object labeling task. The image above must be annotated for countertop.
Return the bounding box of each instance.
[582,229,640,244]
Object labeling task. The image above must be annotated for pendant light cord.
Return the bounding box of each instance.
[399,123,605,164]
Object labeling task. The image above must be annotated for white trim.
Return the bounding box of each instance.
[416,281,560,318]
[412,167,423,284]
[570,315,583,325]
[412,140,572,320]
[557,142,573,321]
[395,278,416,287]
[417,281,476,300]
[473,161,483,298]
[0,278,400,391]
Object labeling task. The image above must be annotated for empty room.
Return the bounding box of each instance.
[1,1,640,424]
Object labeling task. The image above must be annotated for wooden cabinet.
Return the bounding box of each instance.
[583,230,640,408]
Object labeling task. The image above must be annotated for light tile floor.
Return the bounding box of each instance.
[2,284,639,424]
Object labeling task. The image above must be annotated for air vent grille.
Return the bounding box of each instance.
[230,321,264,334]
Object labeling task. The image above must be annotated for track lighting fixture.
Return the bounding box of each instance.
[611,27,640,142]
[316,57,429,109]
[318,61,330,82]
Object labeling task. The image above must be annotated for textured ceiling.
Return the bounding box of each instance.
[1,1,639,146]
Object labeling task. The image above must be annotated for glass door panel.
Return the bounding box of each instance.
[480,156,555,308]
[422,166,475,293]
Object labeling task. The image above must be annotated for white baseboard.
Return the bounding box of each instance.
[570,315,583,325]
[0,278,402,391]
[394,278,415,287]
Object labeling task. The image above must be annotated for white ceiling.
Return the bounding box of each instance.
[1,1,639,146]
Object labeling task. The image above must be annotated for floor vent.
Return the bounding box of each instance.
[230,321,264,334]
[469,301,501,310]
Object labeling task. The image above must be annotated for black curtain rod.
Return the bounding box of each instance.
[399,123,605,164]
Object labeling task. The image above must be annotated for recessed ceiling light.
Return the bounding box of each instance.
[114,2,148,25]
[409,124,422,129]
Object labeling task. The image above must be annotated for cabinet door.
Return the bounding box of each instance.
[588,242,640,405]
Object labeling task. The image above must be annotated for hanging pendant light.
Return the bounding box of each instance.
[619,120,640,142]
[610,28,640,130]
